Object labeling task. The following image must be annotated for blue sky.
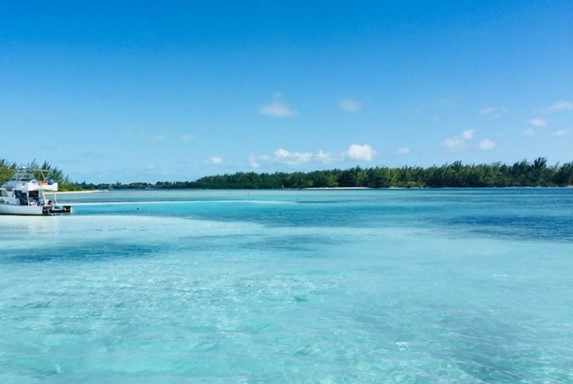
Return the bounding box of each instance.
[1,1,572,183]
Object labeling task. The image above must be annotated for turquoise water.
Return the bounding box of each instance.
[1,189,572,383]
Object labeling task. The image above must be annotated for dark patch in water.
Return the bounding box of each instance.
[446,214,573,242]
[245,234,341,253]
[2,241,159,264]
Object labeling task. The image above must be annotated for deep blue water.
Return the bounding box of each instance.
[1,189,572,383]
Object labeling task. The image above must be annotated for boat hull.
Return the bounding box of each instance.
[0,205,45,216]
[0,204,72,216]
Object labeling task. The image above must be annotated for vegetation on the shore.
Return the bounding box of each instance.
[2,157,572,190]
[181,158,573,189]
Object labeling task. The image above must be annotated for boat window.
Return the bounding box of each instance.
[0,189,8,197]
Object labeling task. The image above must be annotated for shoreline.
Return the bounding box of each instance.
[56,190,100,194]
[305,187,372,190]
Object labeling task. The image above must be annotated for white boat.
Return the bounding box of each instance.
[0,167,72,216]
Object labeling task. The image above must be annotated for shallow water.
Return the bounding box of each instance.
[1,189,572,383]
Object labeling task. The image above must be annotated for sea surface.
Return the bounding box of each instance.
[1,188,572,383]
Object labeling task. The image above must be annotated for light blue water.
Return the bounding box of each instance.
[1,189,572,383]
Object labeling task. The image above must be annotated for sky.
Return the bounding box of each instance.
[1,1,572,183]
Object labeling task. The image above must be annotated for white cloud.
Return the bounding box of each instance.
[339,99,363,112]
[248,155,262,168]
[480,107,496,116]
[249,149,317,168]
[273,148,313,165]
[347,144,376,161]
[529,118,548,128]
[441,136,466,151]
[316,150,344,163]
[179,134,195,142]
[478,139,496,151]
[522,128,536,137]
[125,127,167,143]
[204,156,224,165]
[248,144,376,168]
[548,100,573,112]
[259,93,298,118]
[461,129,475,140]
[551,129,569,137]
[396,147,410,154]
[441,129,475,151]
[429,97,457,110]
[140,130,166,143]
[480,106,508,118]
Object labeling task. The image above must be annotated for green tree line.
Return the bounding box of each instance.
[2,157,573,190]
[189,158,573,189]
